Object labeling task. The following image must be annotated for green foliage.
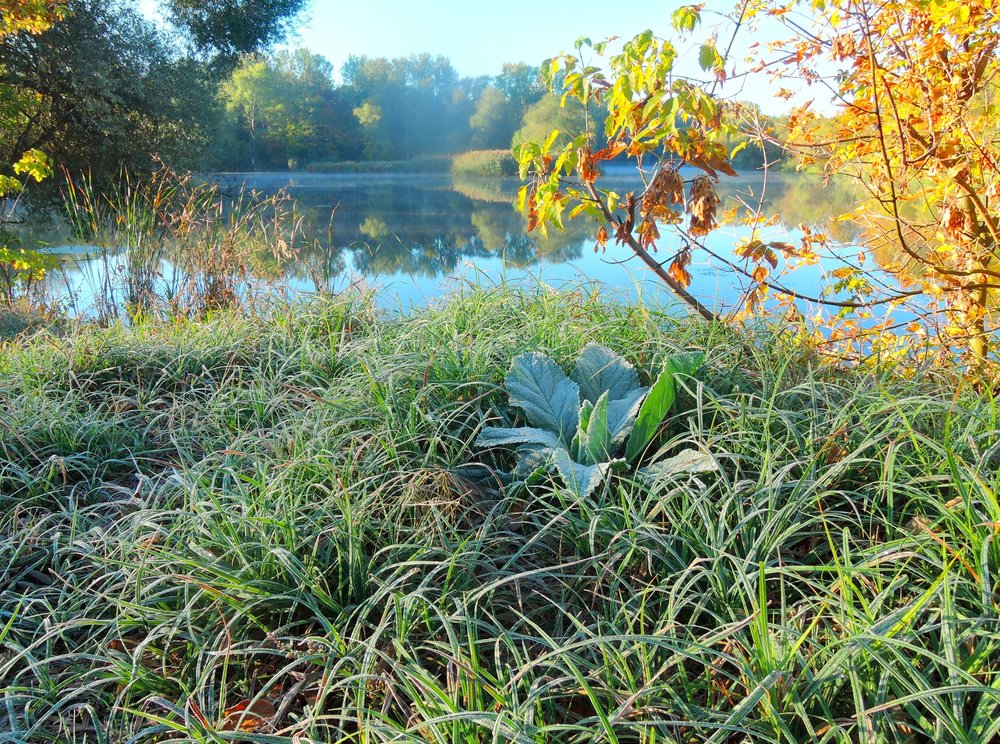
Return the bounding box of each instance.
[469,86,514,149]
[477,343,711,497]
[0,243,56,304]
[0,0,219,195]
[343,53,473,160]
[164,0,307,61]
[511,92,592,152]
[671,4,702,32]
[219,49,357,170]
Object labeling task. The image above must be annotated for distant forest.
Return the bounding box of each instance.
[0,0,793,189]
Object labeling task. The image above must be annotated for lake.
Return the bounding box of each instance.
[44,170,869,315]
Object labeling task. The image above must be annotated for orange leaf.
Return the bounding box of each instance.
[592,142,627,161]
[221,699,277,733]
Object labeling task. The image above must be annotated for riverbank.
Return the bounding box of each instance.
[2,286,998,741]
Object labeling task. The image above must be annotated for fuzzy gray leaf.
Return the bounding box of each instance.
[572,343,641,403]
[576,391,611,465]
[513,445,552,481]
[607,387,648,450]
[638,449,718,484]
[551,448,624,499]
[476,426,561,450]
[505,353,580,443]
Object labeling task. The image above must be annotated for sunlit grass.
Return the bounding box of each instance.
[1,285,998,742]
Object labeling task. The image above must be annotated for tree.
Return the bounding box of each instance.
[0,0,65,37]
[470,64,545,150]
[164,0,308,62]
[511,93,592,152]
[496,61,545,108]
[0,0,65,303]
[766,0,1000,365]
[469,86,513,149]
[343,54,473,160]
[0,0,63,195]
[514,10,751,322]
[219,55,269,170]
[0,0,217,192]
[219,49,355,169]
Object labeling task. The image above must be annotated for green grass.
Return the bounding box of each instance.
[451,150,519,177]
[1,285,998,742]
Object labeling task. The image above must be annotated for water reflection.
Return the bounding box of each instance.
[51,171,862,312]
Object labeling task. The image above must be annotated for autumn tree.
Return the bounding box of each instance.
[515,6,752,322]
[0,0,65,302]
[766,0,1000,366]
[0,0,64,37]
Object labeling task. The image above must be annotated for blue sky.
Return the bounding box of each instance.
[287,0,817,112]
[293,1,724,77]
[141,0,823,113]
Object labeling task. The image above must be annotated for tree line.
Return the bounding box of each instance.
[1,0,802,194]
[215,52,556,170]
[0,0,582,185]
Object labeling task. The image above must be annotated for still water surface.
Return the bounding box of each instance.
[48,171,865,313]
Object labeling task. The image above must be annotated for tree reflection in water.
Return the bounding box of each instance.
[51,171,865,310]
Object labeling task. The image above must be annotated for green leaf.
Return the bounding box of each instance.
[626,363,677,462]
[552,448,623,500]
[12,149,53,184]
[505,353,581,444]
[607,388,648,449]
[578,391,611,465]
[625,352,704,462]
[541,129,561,154]
[672,5,701,32]
[0,175,22,197]
[513,445,551,482]
[639,448,718,484]
[698,42,722,73]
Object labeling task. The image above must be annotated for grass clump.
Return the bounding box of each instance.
[1,285,998,742]
[451,149,519,177]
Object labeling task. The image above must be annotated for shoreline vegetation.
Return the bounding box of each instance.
[299,149,521,177]
[2,285,998,741]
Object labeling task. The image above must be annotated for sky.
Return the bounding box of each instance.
[296,1,805,103]
[293,1,724,78]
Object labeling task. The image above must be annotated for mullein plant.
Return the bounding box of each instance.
[477,342,716,498]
